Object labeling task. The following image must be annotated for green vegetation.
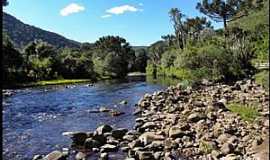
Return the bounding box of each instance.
[2,0,269,88]
[227,103,260,122]
[254,70,269,89]
[199,140,215,154]
[146,0,268,85]
[33,79,91,86]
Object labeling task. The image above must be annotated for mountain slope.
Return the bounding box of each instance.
[3,12,81,49]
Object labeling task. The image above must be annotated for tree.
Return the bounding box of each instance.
[92,36,135,78]
[183,17,213,41]
[3,32,24,83]
[169,8,186,49]
[133,49,148,72]
[196,0,249,31]
[161,34,176,46]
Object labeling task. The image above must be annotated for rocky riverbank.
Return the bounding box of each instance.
[33,79,269,160]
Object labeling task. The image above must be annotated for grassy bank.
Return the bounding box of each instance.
[4,79,93,89]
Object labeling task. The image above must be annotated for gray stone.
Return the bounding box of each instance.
[32,155,43,160]
[188,113,206,122]
[168,126,185,139]
[100,144,118,152]
[99,153,108,160]
[96,125,113,135]
[221,143,234,155]
[75,152,86,160]
[136,151,154,160]
[44,151,66,160]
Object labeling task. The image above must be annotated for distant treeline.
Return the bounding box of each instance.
[3,34,148,86]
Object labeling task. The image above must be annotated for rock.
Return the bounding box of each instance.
[139,132,165,145]
[136,151,154,160]
[99,153,108,160]
[84,138,101,149]
[153,151,163,160]
[99,107,111,112]
[120,100,128,105]
[187,113,206,122]
[121,146,129,152]
[128,139,143,148]
[220,154,241,160]
[63,132,87,146]
[92,134,107,145]
[96,125,113,135]
[112,128,128,139]
[220,143,234,155]
[168,126,185,139]
[100,144,118,152]
[32,155,43,160]
[141,122,157,130]
[264,119,269,128]
[75,152,86,160]
[43,151,66,160]
[110,110,125,117]
[217,134,231,145]
[123,134,137,141]
[62,148,69,156]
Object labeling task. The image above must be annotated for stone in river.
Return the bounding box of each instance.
[43,150,67,160]
[95,124,113,135]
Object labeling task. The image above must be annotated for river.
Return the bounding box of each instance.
[3,77,181,160]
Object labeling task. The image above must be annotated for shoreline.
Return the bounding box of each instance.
[32,78,269,160]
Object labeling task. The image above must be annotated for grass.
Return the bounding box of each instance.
[199,140,214,154]
[254,70,269,90]
[20,79,92,87]
[227,103,260,122]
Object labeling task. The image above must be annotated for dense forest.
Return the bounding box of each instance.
[2,0,269,89]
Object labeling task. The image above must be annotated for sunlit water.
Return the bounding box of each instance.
[3,77,181,160]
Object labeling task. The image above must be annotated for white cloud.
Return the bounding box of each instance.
[60,3,85,16]
[106,5,139,15]
[101,14,112,18]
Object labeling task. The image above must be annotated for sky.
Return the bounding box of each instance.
[4,0,223,46]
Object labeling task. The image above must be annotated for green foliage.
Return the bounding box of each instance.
[254,70,269,90]
[3,32,24,83]
[92,36,135,78]
[227,103,260,122]
[132,48,148,72]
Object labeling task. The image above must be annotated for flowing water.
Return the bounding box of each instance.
[2,77,181,160]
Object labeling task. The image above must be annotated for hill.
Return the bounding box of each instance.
[3,12,81,49]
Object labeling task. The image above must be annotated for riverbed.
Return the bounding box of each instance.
[3,77,180,160]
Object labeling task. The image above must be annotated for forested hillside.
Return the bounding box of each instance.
[3,12,80,49]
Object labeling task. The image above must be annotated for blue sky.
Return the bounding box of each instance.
[4,0,222,46]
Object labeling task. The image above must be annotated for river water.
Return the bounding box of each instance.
[3,77,181,160]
